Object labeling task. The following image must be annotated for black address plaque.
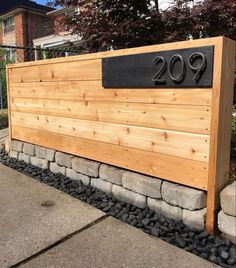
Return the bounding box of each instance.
[102,46,214,88]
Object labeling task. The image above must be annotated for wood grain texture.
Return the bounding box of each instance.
[11,111,210,162]
[11,125,208,190]
[206,37,235,234]
[11,98,211,134]
[6,68,12,145]
[9,81,212,105]
[8,59,101,83]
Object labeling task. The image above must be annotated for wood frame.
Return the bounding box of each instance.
[206,37,235,233]
[6,37,235,234]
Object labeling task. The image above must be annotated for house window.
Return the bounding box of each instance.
[64,7,79,31]
[5,49,16,63]
[2,16,15,34]
[65,7,80,18]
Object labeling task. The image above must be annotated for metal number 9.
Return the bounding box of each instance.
[188,52,207,83]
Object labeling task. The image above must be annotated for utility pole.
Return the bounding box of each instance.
[154,0,159,11]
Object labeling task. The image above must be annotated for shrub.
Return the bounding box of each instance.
[0,49,14,109]
[0,112,8,128]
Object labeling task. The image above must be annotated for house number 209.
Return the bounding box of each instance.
[152,52,207,84]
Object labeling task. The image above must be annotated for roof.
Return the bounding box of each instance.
[47,6,75,16]
[0,0,54,16]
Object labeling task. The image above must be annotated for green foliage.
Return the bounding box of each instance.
[0,49,14,109]
[0,112,8,128]
[48,0,236,53]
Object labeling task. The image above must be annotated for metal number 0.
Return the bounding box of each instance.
[188,52,207,83]
[168,54,186,83]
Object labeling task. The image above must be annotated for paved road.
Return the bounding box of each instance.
[0,164,219,268]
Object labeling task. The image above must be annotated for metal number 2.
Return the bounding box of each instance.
[152,56,167,83]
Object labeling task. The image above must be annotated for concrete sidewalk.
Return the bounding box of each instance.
[0,164,105,267]
[0,164,219,268]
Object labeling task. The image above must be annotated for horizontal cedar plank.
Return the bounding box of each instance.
[9,81,212,105]
[11,125,208,190]
[8,59,101,83]
[8,37,221,69]
[11,112,210,162]
[11,98,211,134]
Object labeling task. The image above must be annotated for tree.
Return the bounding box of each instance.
[48,0,164,52]
[48,0,235,53]
[162,0,193,42]
[191,0,236,40]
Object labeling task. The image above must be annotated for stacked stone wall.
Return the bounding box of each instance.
[9,140,208,230]
[218,182,236,242]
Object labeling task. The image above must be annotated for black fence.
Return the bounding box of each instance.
[0,44,80,128]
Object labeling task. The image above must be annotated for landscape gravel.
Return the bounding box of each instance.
[0,150,235,268]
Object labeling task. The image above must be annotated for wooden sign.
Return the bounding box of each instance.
[6,37,235,234]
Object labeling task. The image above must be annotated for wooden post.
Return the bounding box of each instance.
[206,37,235,234]
[6,66,12,148]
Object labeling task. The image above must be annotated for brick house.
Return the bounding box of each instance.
[33,7,81,60]
[0,0,54,61]
[33,1,197,58]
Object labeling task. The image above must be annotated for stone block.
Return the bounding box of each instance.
[220,181,236,216]
[161,181,207,210]
[218,210,236,238]
[9,150,18,159]
[147,198,183,221]
[18,153,30,164]
[11,140,23,152]
[23,143,35,156]
[30,156,48,169]
[99,164,123,185]
[50,162,66,175]
[222,233,236,244]
[72,157,100,177]
[35,146,55,161]
[91,178,113,195]
[182,208,206,230]
[66,168,90,186]
[122,171,162,199]
[112,185,146,209]
[55,152,73,168]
